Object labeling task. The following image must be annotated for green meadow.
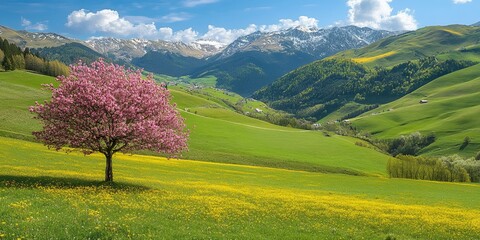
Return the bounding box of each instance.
[353,63,480,157]
[1,137,480,239]
[1,70,480,239]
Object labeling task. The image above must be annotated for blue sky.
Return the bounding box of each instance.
[1,0,478,44]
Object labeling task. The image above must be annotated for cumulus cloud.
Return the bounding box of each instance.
[21,17,48,31]
[201,24,258,45]
[259,16,319,32]
[66,9,158,38]
[182,0,219,7]
[347,0,417,31]
[453,0,472,3]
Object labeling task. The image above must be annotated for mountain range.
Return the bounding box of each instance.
[254,24,480,121]
[0,24,393,95]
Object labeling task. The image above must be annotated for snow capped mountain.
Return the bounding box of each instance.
[217,25,394,59]
[84,25,392,63]
[85,38,225,62]
[0,25,75,48]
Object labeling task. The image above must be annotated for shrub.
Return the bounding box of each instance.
[380,132,436,156]
[460,136,471,150]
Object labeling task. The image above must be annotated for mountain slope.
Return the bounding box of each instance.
[192,50,315,96]
[193,26,393,96]
[132,51,208,76]
[352,63,480,157]
[254,24,480,121]
[217,26,392,60]
[31,42,105,65]
[253,57,473,120]
[333,25,480,67]
[86,38,223,62]
[0,25,74,48]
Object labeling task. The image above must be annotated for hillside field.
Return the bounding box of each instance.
[352,63,480,157]
[333,25,480,67]
[1,70,480,239]
[0,70,390,176]
[1,137,480,239]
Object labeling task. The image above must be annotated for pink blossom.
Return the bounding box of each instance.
[30,59,188,181]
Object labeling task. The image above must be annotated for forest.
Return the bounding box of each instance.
[0,37,69,76]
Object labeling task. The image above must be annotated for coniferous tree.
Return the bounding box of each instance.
[4,57,15,71]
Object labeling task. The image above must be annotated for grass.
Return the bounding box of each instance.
[352,63,480,157]
[0,71,57,141]
[351,51,397,63]
[1,136,480,239]
[319,102,376,123]
[0,70,390,176]
[333,25,480,67]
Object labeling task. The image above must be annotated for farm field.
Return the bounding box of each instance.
[352,63,480,157]
[1,136,480,239]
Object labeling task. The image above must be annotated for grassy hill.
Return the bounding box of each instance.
[31,42,105,65]
[1,136,479,239]
[253,57,472,121]
[333,25,480,67]
[2,70,480,239]
[352,63,480,157]
[0,70,390,176]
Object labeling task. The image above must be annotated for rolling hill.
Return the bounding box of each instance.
[1,69,480,239]
[31,42,106,65]
[253,57,473,121]
[352,63,480,157]
[0,70,390,176]
[254,24,480,123]
[333,25,480,67]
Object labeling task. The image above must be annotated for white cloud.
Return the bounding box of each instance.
[453,0,472,4]
[160,12,192,23]
[347,0,417,31]
[66,9,157,38]
[260,16,319,32]
[201,24,257,45]
[21,17,31,27]
[171,28,199,42]
[21,17,48,31]
[453,0,472,3]
[182,0,219,7]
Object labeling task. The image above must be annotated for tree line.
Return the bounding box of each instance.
[0,37,69,76]
[387,154,480,183]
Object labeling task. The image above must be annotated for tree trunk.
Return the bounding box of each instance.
[105,153,113,182]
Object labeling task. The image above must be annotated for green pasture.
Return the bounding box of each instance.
[353,63,480,157]
[1,137,479,239]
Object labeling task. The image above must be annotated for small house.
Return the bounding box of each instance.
[419,99,428,104]
[255,108,263,113]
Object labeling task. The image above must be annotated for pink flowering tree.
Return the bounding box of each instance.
[30,59,188,182]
